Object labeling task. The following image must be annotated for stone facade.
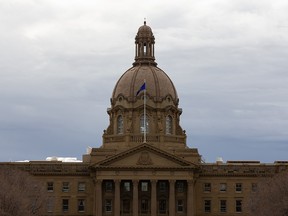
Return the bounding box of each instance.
[1,22,287,216]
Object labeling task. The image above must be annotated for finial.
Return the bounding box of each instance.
[144,18,146,25]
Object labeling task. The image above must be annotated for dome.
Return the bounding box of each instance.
[112,65,178,103]
[137,21,153,37]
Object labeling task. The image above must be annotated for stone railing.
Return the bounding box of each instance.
[103,134,185,144]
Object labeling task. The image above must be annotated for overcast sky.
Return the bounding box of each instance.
[0,0,288,162]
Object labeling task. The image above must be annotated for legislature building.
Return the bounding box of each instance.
[1,22,287,216]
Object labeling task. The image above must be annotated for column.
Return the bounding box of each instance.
[114,180,120,216]
[95,180,102,216]
[133,180,139,216]
[151,180,157,216]
[169,180,175,216]
[187,180,194,216]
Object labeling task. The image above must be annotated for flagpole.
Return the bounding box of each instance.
[144,79,146,143]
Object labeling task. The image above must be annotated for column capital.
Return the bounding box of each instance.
[187,179,195,186]
[151,179,157,185]
[93,178,103,185]
[169,179,176,184]
[132,179,139,184]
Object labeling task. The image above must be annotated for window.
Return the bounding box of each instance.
[140,115,149,133]
[220,183,227,192]
[62,182,69,192]
[141,199,149,213]
[177,199,184,212]
[105,181,113,192]
[105,199,112,212]
[220,200,227,212]
[124,182,131,192]
[143,43,147,55]
[117,115,123,134]
[176,181,184,193]
[204,200,211,213]
[62,199,69,212]
[236,200,242,212]
[47,182,54,192]
[159,199,167,214]
[141,182,148,192]
[165,115,172,134]
[235,183,242,192]
[47,197,54,213]
[159,181,167,192]
[252,183,257,192]
[122,199,131,213]
[78,182,86,192]
[204,183,211,192]
[78,199,85,212]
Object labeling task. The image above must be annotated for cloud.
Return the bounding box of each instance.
[0,0,288,162]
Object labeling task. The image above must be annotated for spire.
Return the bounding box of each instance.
[133,22,157,66]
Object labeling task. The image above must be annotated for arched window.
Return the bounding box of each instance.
[166,115,172,134]
[140,115,149,133]
[117,115,123,134]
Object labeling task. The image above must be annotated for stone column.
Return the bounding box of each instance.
[95,180,102,216]
[187,180,194,216]
[169,180,175,216]
[151,180,157,216]
[133,180,139,216]
[114,180,120,216]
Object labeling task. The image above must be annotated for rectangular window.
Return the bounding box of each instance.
[220,183,227,192]
[124,182,131,192]
[62,182,69,192]
[176,181,184,193]
[105,181,113,192]
[141,199,149,213]
[252,183,257,192]
[47,197,54,213]
[236,200,242,212]
[47,182,54,192]
[204,200,211,213]
[78,182,86,192]
[177,199,184,212]
[159,181,167,192]
[62,199,69,212]
[204,183,211,192]
[159,199,167,214]
[78,199,85,212]
[235,183,242,192]
[220,200,227,212]
[141,182,148,192]
[123,199,131,213]
[105,199,112,212]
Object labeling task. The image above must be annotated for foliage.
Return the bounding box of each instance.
[0,166,47,216]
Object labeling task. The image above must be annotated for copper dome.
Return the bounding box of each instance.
[112,65,178,103]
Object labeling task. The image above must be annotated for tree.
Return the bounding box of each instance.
[248,171,288,216]
[0,166,47,216]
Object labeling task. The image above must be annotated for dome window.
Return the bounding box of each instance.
[166,115,173,135]
[140,115,149,134]
[117,115,124,134]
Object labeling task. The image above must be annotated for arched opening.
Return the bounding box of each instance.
[166,115,173,135]
[117,115,123,134]
[140,115,149,134]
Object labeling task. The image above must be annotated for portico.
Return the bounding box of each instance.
[91,144,197,216]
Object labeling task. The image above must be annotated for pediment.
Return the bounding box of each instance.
[93,143,197,169]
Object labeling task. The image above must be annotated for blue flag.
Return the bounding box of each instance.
[136,83,146,96]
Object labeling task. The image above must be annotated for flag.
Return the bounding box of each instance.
[136,82,146,96]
